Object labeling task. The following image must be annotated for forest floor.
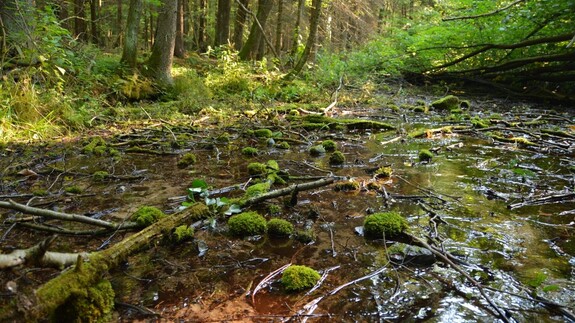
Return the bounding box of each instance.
[1,83,574,322]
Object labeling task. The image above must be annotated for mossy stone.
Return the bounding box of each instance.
[228,211,267,237]
[321,140,337,152]
[254,128,273,138]
[131,206,165,227]
[277,141,290,149]
[363,212,408,239]
[334,180,359,191]
[431,95,460,111]
[329,151,345,165]
[248,162,267,175]
[375,166,392,178]
[294,229,315,243]
[268,218,294,237]
[309,145,326,156]
[418,149,434,162]
[281,265,321,292]
[93,171,109,181]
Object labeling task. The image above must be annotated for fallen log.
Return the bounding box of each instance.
[0,236,87,269]
[240,177,335,206]
[0,203,209,321]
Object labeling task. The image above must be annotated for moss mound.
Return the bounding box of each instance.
[247,162,267,175]
[53,279,115,322]
[131,206,165,227]
[177,153,197,168]
[363,212,408,239]
[267,218,294,237]
[309,145,326,156]
[228,211,267,237]
[321,140,337,152]
[92,171,109,181]
[431,95,460,111]
[329,151,345,165]
[254,128,273,138]
[281,265,321,292]
[173,225,194,242]
[375,166,392,178]
[418,149,434,162]
[242,147,259,156]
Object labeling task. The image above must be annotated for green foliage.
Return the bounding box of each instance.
[131,206,165,227]
[245,182,271,198]
[227,211,267,237]
[527,271,548,288]
[54,279,115,322]
[267,218,294,237]
[363,212,408,239]
[173,225,194,242]
[170,68,212,114]
[281,265,321,292]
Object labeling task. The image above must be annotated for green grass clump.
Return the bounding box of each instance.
[64,186,83,194]
[131,206,165,227]
[329,151,345,165]
[321,140,337,152]
[242,147,259,156]
[228,211,267,237]
[173,225,194,242]
[334,180,359,191]
[177,153,197,168]
[375,166,392,178]
[418,149,434,162]
[267,218,294,237]
[363,212,408,239]
[281,265,321,292]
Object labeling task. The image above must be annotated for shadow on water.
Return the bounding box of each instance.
[0,100,574,321]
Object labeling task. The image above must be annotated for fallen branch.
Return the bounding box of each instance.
[241,177,335,206]
[0,235,88,269]
[0,199,139,230]
[251,263,291,305]
[508,192,575,210]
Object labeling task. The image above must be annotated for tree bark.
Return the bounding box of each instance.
[274,0,282,54]
[115,0,123,47]
[214,0,231,46]
[146,0,177,87]
[232,0,249,50]
[238,0,274,61]
[288,0,322,78]
[74,0,88,42]
[290,0,304,56]
[197,0,207,51]
[0,203,209,321]
[174,0,186,57]
[120,0,143,68]
[89,0,100,45]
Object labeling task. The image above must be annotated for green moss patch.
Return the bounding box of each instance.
[177,153,197,168]
[228,211,267,237]
[418,149,434,162]
[363,212,408,239]
[329,151,345,165]
[431,95,460,111]
[131,206,165,227]
[321,140,337,151]
[281,265,321,292]
[242,147,259,156]
[53,279,115,322]
[267,218,294,237]
[173,225,194,242]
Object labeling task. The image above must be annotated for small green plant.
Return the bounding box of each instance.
[184,179,241,216]
[173,225,194,242]
[267,218,294,237]
[321,140,337,152]
[375,166,392,178]
[177,153,197,168]
[527,271,548,288]
[227,211,267,237]
[363,212,408,239]
[131,206,165,226]
[93,171,110,181]
[329,151,345,165]
[418,149,433,162]
[281,265,321,292]
[242,147,259,156]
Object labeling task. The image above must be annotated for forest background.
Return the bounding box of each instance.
[0,0,573,140]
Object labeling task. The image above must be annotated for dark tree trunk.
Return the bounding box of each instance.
[74,0,88,41]
[197,0,207,51]
[174,0,186,57]
[0,0,35,60]
[89,0,100,45]
[232,0,249,50]
[274,0,282,53]
[120,0,142,68]
[238,0,274,61]
[289,0,322,77]
[214,0,231,46]
[146,0,177,87]
[115,0,123,47]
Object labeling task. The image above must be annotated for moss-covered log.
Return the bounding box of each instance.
[0,203,209,321]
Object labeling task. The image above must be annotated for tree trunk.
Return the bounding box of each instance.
[0,203,209,321]
[274,0,282,54]
[232,0,249,50]
[174,0,186,57]
[120,0,143,68]
[288,0,322,77]
[115,0,123,47]
[89,0,100,45]
[238,0,274,61]
[197,0,207,51]
[146,0,177,87]
[74,0,88,42]
[214,0,231,46]
[290,0,304,56]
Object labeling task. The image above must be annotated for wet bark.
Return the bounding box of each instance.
[120,0,143,68]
